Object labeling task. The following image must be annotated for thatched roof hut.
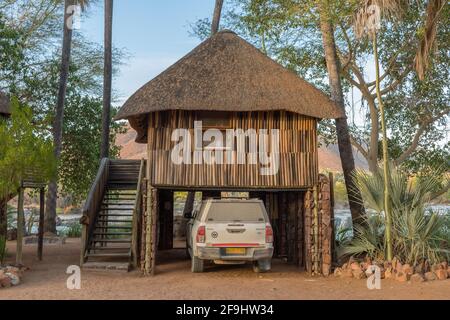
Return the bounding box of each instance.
[116,30,343,141]
[0,91,10,117]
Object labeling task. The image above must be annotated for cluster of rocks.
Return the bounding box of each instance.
[334,257,449,283]
[0,266,25,289]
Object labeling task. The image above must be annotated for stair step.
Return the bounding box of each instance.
[93,232,132,236]
[95,226,132,230]
[97,220,133,223]
[92,239,131,243]
[104,194,136,200]
[82,262,130,272]
[98,213,133,217]
[100,208,134,211]
[89,247,130,251]
[102,202,136,206]
[86,253,130,258]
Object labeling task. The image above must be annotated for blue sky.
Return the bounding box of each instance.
[80,1,215,104]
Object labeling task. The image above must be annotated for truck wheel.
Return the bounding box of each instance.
[191,255,204,273]
[253,259,271,273]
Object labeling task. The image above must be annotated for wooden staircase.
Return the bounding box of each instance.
[80,159,145,271]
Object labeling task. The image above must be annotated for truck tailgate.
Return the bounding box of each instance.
[205,222,266,247]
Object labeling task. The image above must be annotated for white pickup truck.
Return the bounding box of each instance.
[185,198,274,273]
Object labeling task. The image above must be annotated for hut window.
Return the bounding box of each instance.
[196,111,231,129]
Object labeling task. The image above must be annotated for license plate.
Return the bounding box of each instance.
[225,248,246,255]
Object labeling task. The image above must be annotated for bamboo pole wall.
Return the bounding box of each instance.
[146,110,319,188]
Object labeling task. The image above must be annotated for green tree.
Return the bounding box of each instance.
[61,94,123,204]
[191,1,449,174]
[0,98,55,238]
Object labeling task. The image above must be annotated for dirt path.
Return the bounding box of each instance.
[1,239,449,300]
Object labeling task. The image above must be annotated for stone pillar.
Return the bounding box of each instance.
[303,174,334,276]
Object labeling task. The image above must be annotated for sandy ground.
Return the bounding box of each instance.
[0,239,449,300]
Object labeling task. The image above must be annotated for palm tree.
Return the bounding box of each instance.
[317,2,365,226]
[100,0,113,159]
[184,0,225,215]
[45,0,89,234]
[211,0,224,34]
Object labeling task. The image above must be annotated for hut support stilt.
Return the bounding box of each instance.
[144,184,158,276]
[313,185,320,275]
[38,187,45,261]
[16,188,24,266]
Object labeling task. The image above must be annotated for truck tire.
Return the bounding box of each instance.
[253,259,271,273]
[191,255,204,273]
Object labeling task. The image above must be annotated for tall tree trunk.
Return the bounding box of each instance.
[211,0,224,35]
[101,0,113,159]
[45,0,74,234]
[184,0,225,214]
[318,6,365,225]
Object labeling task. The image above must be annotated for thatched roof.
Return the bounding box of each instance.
[116,30,344,140]
[0,92,10,117]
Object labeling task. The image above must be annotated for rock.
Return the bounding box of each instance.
[440,261,448,270]
[0,275,12,288]
[343,268,354,278]
[402,263,413,275]
[447,267,450,278]
[5,273,20,286]
[424,271,436,281]
[352,269,366,280]
[395,271,409,282]
[383,261,392,270]
[5,266,23,277]
[395,260,403,273]
[434,269,448,280]
[410,273,425,283]
[431,264,440,272]
[350,262,361,271]
[414,264,424,275]
[334,267,342,277]
[385,267,393,279]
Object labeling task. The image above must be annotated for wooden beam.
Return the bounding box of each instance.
[313,185,319,275]
[38,188,45,261]
[16,188,24,266]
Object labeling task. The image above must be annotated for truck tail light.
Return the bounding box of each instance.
[196,226,206,243]
[266,225,273,243]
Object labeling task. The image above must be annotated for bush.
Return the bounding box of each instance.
[61,223,82,238]
[340,166,450,265]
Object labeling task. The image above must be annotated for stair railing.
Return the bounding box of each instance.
[131,159,145,268]
[80,158,110,265]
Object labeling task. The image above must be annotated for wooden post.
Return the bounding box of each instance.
[144,182,153,275]
[16,187,25,266]
[37,187,45,261]
[150,188,158,275]
[329,172,336,265]
[313,184,319,275]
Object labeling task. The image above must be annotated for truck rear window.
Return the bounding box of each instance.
[205,202,266,222]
